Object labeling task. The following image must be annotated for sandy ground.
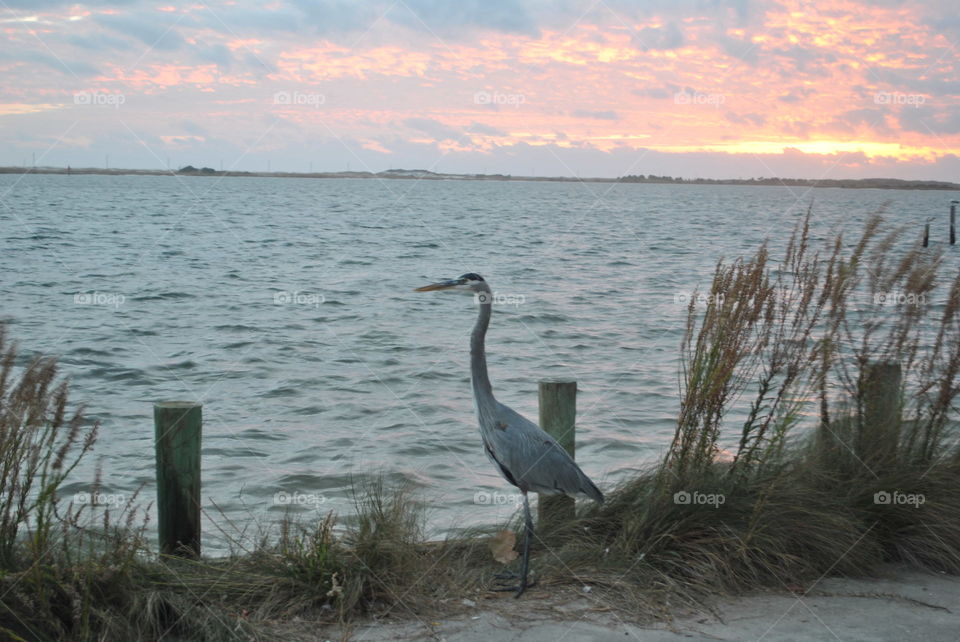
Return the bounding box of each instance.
[306,564,958,641]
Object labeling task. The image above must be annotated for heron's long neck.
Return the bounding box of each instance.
[471,297,495,409]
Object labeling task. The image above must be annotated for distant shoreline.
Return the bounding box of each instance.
[2,166,959,191]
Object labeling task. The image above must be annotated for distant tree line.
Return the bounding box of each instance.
[619,175,960,189]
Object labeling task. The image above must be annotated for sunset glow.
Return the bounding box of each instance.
[1,0,958,178]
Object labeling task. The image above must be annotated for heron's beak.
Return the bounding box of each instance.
[415,279,461,292]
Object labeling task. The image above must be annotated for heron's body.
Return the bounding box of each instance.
[416,273,604,596]
[478,404,603,499]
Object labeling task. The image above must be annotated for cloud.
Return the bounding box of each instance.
[194,43,234,68]
[570,0,763,28]
[65,32,135,52]
[571,109,619,120]
[725,112,766,126]
[241,51,276,75]
[403,117,465,141]
[824,108,891,135]
[899,107,960,135]
[777,87,815,104]
[870,67,960,99]
[1,0,134,6]
[94,13,185,51]
[466,122,506,136]
[633,86,673,100]
[770,44,837,76]
[180,120,208,136]
[781,120,811,138]
[286,0,378,34]
[285,0,538,38]
[714,32,759,63]
[0,49,99,76]
[216,8,302,34]
[397,0,538,37]
[632,22,684,51]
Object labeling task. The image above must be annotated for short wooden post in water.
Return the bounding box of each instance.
[537,380,577,531]
[858,362,901,467]
[951,201,957,245]
[154,401,202,558]
[923,221,930,248]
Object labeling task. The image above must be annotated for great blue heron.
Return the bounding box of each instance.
[415,273,604,597]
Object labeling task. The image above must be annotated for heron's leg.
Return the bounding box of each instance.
[492,491,536,596]
[516,491,533,597]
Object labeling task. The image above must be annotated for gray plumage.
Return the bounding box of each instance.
[469,289,604,503]
[416,272,604,597]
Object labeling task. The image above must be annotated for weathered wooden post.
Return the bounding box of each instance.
[923,220,930,248]
[858,362,901,468]
[951,201,957,245]
[154,401,202,558]
[537,380,577,531]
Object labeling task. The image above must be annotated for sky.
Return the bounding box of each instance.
[2,0,960,180]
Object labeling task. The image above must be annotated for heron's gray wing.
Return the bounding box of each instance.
[482,403,604,503]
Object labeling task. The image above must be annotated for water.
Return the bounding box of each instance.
[1,174,957,552]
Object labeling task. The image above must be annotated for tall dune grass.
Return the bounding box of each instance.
[572,210,960,605]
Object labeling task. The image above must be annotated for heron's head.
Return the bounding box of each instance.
[415,273,490,294]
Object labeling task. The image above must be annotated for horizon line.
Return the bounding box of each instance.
[2,165,959,191]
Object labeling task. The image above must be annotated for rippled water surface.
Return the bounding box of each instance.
[2,174,958,552]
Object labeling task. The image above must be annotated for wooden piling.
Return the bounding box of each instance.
[537,380,577,531]
[154,401,202,558]
[951,201,957,245]
[857,362,901,468]
[923,220,929,248]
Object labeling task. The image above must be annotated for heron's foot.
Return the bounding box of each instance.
[491,577,536,598]
[492,570,536,598]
